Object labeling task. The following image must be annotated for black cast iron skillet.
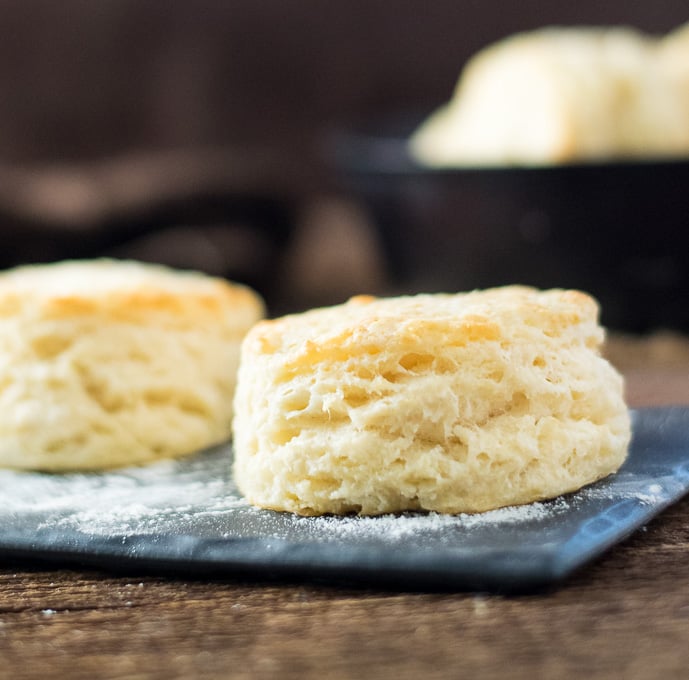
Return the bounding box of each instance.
[328,114,689,332]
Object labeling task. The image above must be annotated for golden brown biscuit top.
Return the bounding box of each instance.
[0,259,264,328]
[245,286,601,365]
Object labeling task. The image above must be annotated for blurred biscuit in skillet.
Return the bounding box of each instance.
[0,259,264,470]
[411,23,689,166]
[232,286,631,516]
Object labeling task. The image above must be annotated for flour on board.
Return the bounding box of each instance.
[0,446,668,543]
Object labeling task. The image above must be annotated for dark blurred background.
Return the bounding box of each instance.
[1,1,687,316]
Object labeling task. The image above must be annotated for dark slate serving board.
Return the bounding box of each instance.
[1,407,688,593]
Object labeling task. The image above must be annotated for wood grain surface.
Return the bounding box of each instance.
[1,344,688,680]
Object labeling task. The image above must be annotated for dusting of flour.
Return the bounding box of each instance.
[1,448,248,536]
[0,446,670,545]
[297,500,565,543]
[0,447,560,541]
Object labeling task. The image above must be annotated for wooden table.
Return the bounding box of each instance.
[1,353,689,680]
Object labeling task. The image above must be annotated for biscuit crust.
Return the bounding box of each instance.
[233,287,631,515]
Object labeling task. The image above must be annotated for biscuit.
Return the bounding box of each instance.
[232,287,631,515]
[0,259,264,470]
[410,23,689,166]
